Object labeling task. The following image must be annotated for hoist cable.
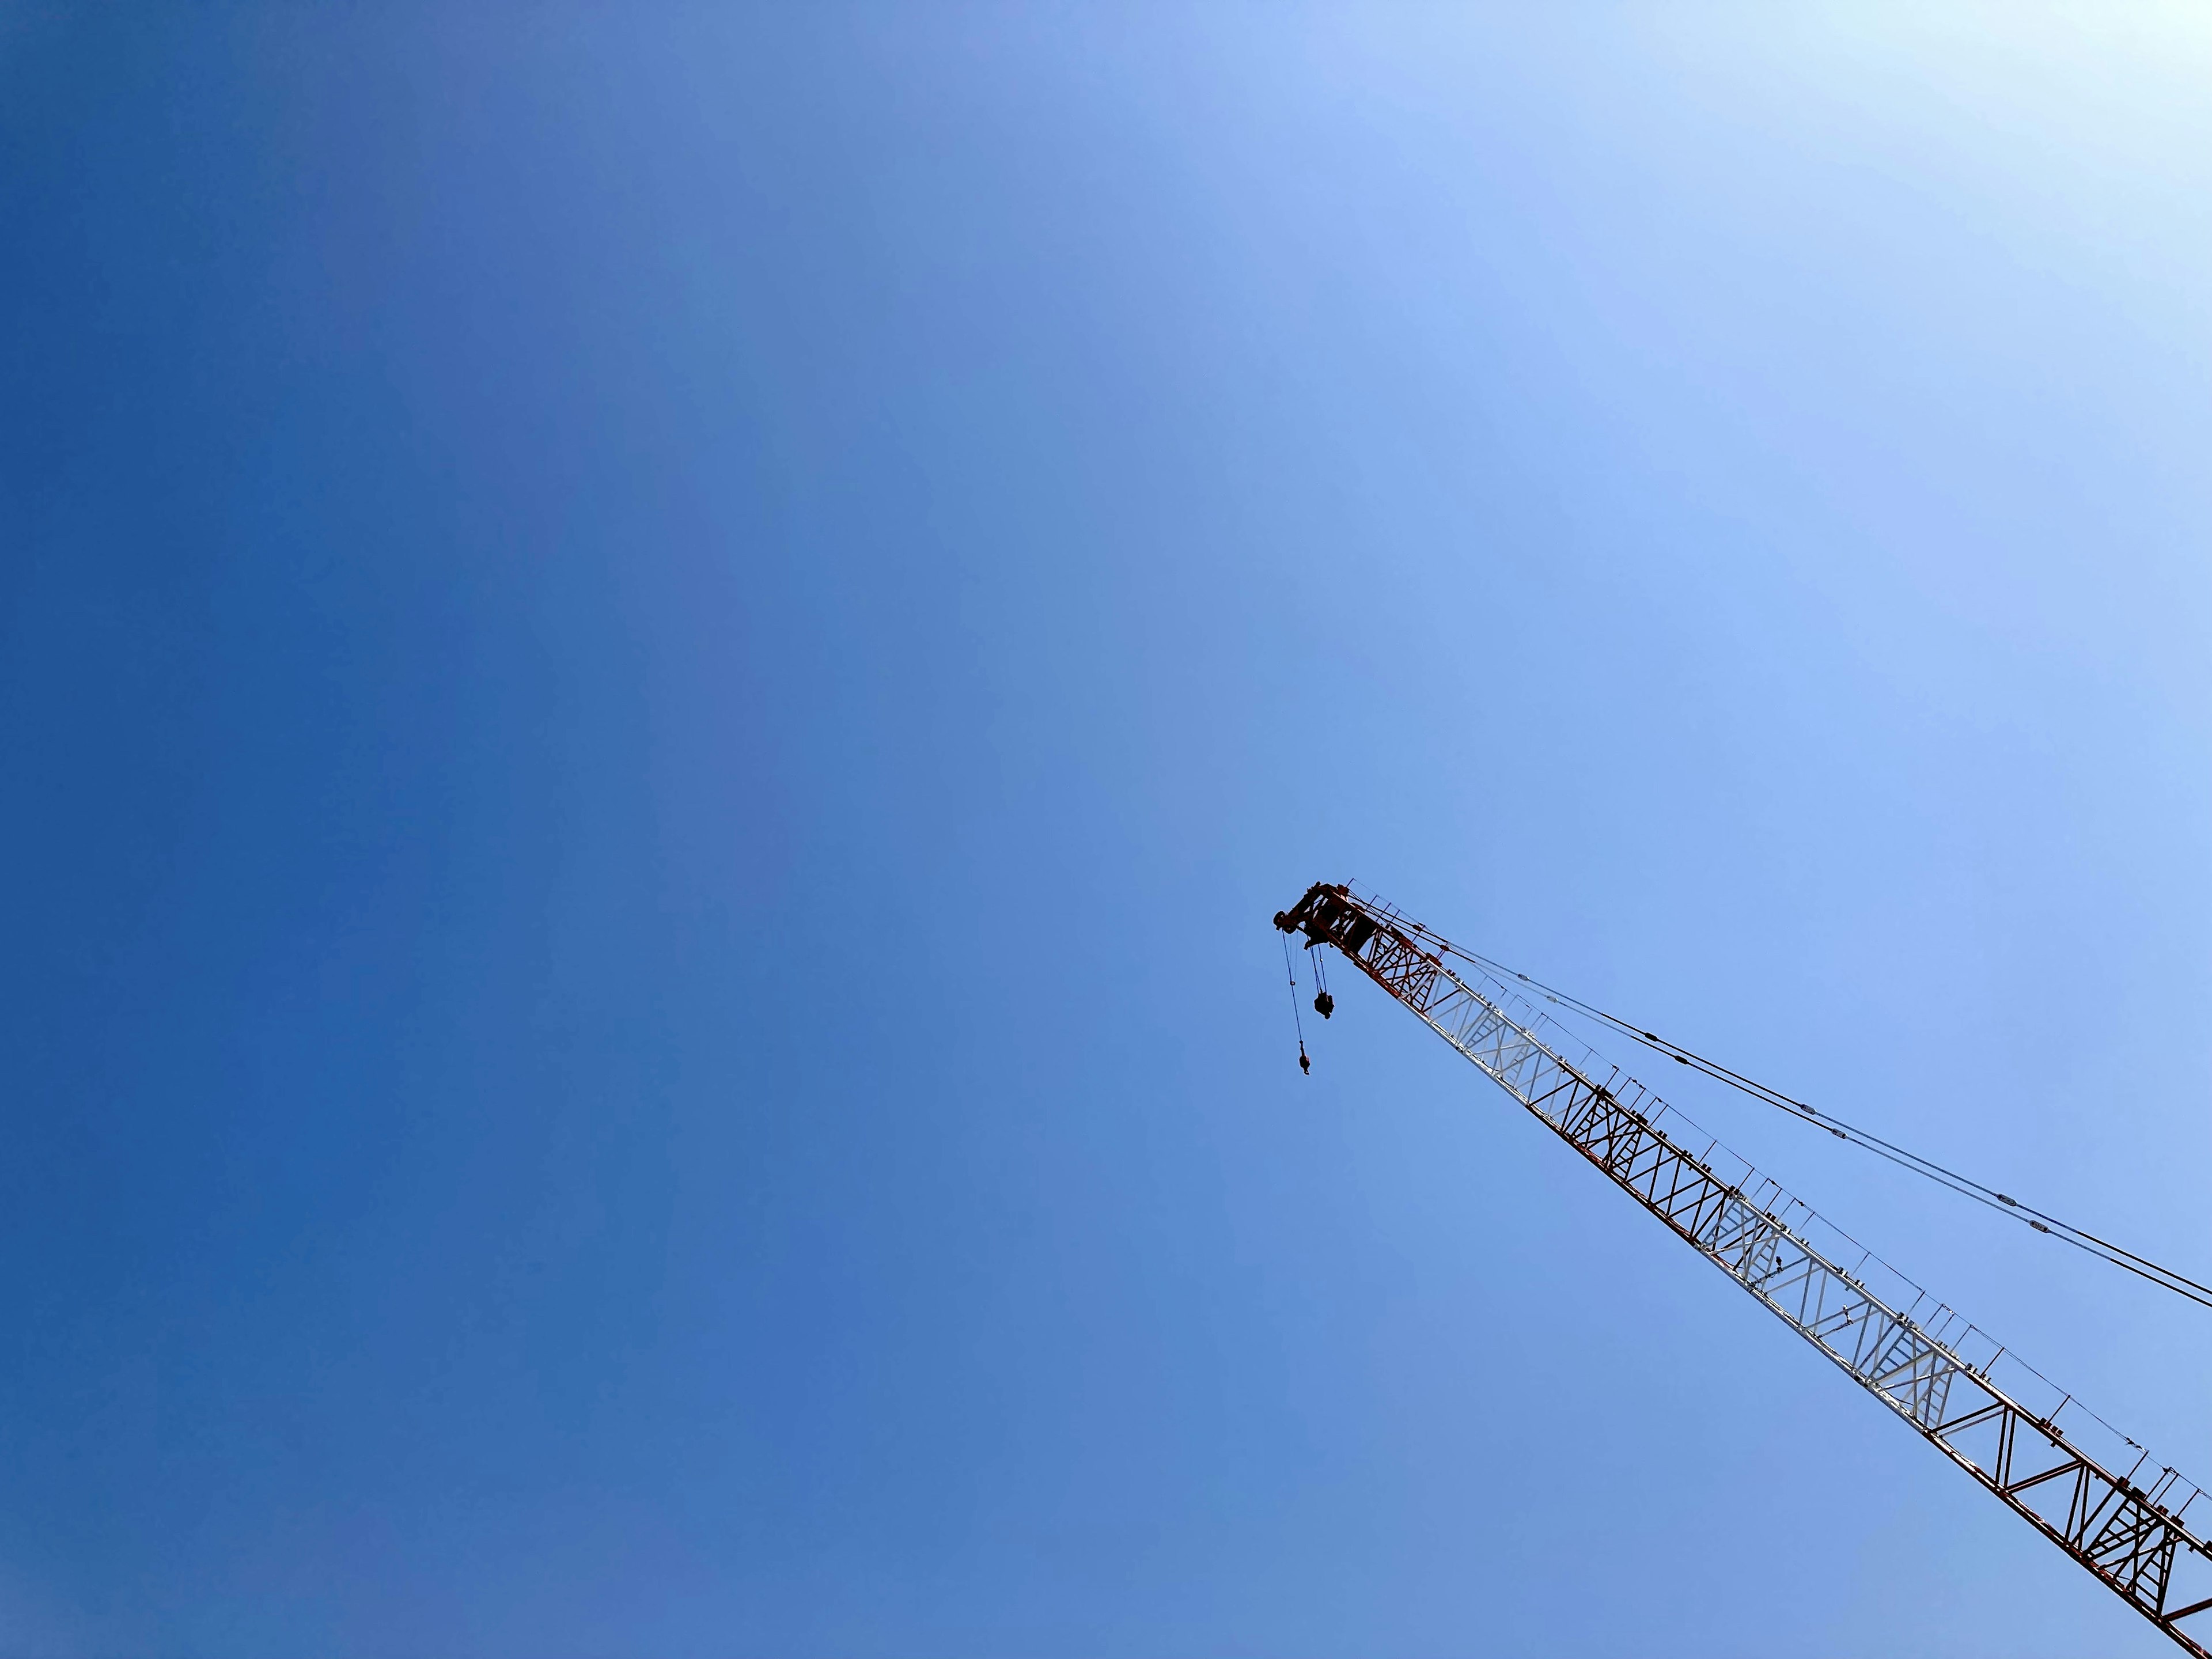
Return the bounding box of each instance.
[1437,942,2212,1313]
[1338,891,2212,1312]
[1281,932,1309,1073]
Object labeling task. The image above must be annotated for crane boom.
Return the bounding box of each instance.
[1275,881,2212,1654]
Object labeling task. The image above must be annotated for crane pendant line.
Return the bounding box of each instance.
[1274,881,2212,1656]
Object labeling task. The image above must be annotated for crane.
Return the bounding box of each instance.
[1274,880,2212,1655]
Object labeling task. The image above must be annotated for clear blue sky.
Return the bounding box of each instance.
[5,6,2210,1655]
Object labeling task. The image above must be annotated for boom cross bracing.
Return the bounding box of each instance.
[1273,881,2212,1656]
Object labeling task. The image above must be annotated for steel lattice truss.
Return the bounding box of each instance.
[1275,882,2212,1656]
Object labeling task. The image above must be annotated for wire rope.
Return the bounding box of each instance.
[1340,890,2212,1313]
[1281,932,1309,1074]
[1464,945,2212,1312]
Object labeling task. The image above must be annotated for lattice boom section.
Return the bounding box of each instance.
[1301,896,2212,1657]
